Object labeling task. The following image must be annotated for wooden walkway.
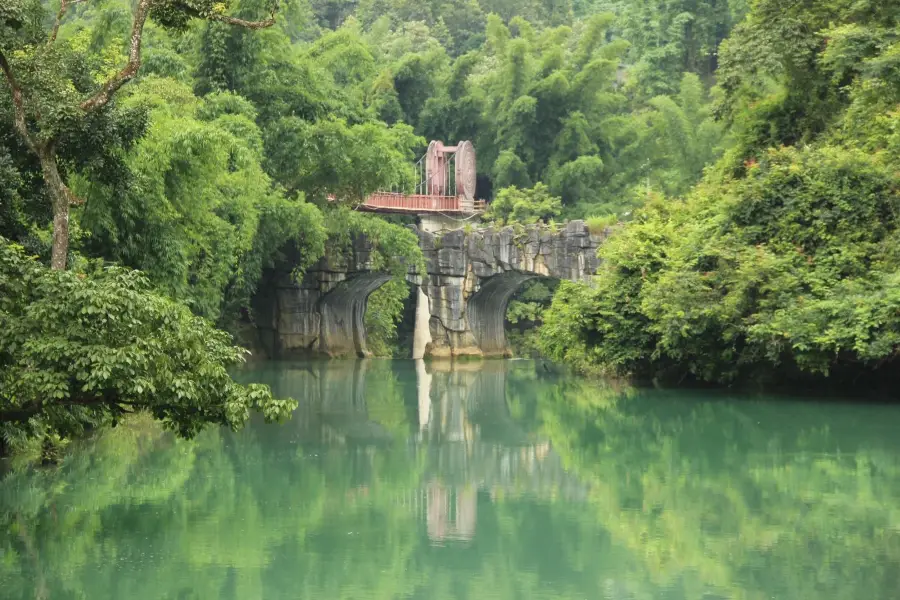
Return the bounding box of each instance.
[357,193,485,215]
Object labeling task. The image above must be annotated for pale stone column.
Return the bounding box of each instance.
[412,285,433,359]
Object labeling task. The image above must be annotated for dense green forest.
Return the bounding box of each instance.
[539,0,900,384]
[2,0,899,453]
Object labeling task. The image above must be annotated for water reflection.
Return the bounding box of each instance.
[254,359,570,545]
[2,360,900,599]
[412,361,565,545]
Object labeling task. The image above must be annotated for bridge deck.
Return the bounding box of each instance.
[358,193,486,215]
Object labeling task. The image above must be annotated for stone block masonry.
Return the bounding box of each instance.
[253,221,606,359]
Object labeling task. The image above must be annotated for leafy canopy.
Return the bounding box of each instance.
[0,239,296,449]
[486,183,562,226]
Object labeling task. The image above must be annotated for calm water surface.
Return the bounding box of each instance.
[2,359,900,599]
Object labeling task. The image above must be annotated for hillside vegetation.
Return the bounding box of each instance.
[3,0,899,452]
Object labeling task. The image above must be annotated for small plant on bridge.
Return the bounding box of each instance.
[586,214,618,235]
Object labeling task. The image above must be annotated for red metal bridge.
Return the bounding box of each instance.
[356,140,485,215]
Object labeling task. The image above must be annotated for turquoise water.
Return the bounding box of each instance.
[2,359,900,599]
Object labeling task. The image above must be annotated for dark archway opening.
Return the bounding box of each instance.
[365,280,419,358]
[505,279,560,358]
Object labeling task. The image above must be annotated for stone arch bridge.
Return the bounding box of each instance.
[253,221,605,359]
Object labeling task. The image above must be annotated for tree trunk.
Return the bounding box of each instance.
[50,195,70,271]
[38,147,70,270]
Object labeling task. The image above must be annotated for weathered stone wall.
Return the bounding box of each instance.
[419,220,604,357]
[253,235,399,358]
[254,221,605,359]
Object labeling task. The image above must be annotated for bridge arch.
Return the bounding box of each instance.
[466,272,557,357]
[318,273,393,357]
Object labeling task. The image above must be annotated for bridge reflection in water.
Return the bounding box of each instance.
[250,359,584,545]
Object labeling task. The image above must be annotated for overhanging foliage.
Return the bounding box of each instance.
[0,238,295,451]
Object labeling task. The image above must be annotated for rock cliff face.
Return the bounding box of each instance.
[253,221,605,359]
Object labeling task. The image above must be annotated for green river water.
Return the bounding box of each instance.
[2,359,900,599]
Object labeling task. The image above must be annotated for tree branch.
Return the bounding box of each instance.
[79,0,153,113]
[49,0,89,45]
[206,10,278,30]
[0,394,115,424]
[80,0,279,114]
[0,392,220,425]
[0,50,37,153]
[38,141,84,206]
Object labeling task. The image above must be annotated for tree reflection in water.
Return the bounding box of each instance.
[2,359,900,599]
